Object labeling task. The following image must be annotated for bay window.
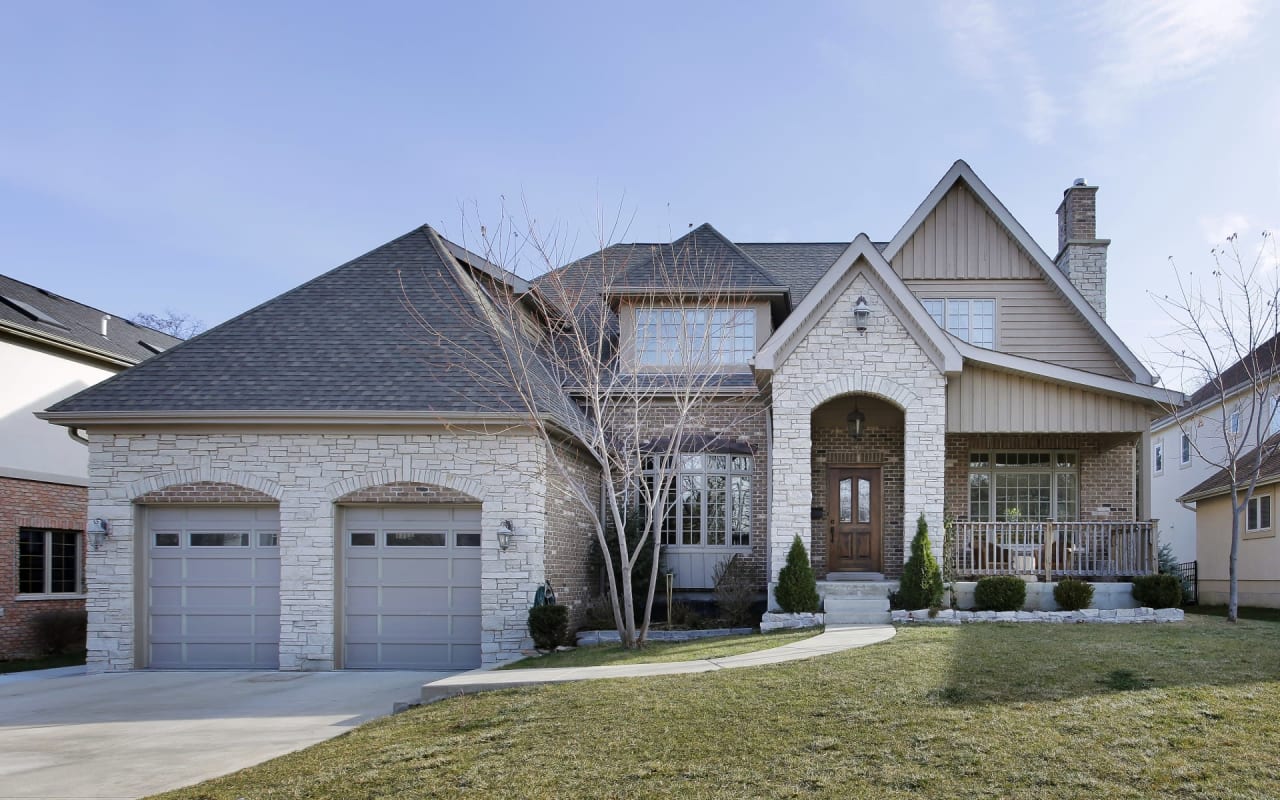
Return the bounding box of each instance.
[642,454,751,547]
[635,308,756,367]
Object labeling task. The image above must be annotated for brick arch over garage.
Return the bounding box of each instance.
[325,468,483,504]
[126,469,283,502]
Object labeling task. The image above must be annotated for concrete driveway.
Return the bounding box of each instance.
[0,669,450,800]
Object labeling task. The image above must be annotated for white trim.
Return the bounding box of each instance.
[1247,493,1272,532]
[754,234,963,374]
[882,160,1153,385]
[0,465,89,487]
[953,340,1182,406]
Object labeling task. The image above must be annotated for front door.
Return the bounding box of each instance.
[828,467,882,573]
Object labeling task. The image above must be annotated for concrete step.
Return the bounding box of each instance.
[816,580,899,598]
[823,595,892,624]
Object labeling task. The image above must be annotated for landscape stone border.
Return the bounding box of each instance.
[891,607,1184,624]
[760,612,826,632]
[576,627,755,646]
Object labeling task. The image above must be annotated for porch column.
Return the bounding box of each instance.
[768,400,812,584]
[903,403,947,563]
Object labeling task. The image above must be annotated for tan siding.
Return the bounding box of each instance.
[892,183,1039,280]
[947,367,1156,433]
[909,278,1128,378]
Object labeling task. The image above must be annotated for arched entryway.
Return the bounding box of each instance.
[809,395,906,578]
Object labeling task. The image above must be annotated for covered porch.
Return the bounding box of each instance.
[950,520,1158,579]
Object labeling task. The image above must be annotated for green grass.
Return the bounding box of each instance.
[499,629,820,670]
[150,616,1280,799]
[0,650,85,674]
[1187,604,1280,623]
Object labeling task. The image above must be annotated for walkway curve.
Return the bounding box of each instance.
[421,624,895,703]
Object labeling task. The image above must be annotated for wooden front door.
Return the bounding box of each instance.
[828,467,882,573]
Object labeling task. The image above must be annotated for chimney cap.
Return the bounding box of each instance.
[1072,178,1087,187]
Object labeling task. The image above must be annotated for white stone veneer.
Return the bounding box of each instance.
[85,430,549,672]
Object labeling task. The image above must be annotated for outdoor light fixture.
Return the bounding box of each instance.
[847,405,866,440]
[852,295,870,333]
[497,519,515,551]
[87,518,111,550]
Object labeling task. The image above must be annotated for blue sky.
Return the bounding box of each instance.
[2,1,1276,379]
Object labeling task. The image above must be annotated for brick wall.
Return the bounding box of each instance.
[134,481,277,504]
[809,423,906,578]
[333,481,478,505]
[0,476,87,659]
[543,439,601,626]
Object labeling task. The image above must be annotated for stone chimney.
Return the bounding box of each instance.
[1055,178,1109,318]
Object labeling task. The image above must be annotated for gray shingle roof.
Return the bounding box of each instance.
[0,273,181,364]
[47,226,562,416]
[1180,431,1280,502]
[613,224,787,293]
[736,242,876,304]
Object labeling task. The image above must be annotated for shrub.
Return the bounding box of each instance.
[528,604,569,650]
[1053,578,1095,611]
[32,609,86,655]
[1132,574,1183,608]
[580,594,616,631]
[712,554,758,627]
[1157,541,1180,576]
[974,576,1026,611]
[775,535,820,613]
[590,509,658,626]
[668,601,709,629]
[898,514,944,610]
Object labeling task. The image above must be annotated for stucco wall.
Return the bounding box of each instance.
[84,429,550,671]
[1195,485,1280,608]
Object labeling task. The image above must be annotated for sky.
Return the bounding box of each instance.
[1,1,1277,385]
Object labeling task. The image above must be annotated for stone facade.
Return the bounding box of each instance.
[0,476,87,658]
[1056,183,1108,319]
[809,422,905,578]
[85,430,551,671]
[770,270,948,595]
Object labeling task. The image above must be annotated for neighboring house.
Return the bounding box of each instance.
[40,160,1181,673]
[0,275,178,658]
[1150,334,1280,563]
[1179,432,1280,607]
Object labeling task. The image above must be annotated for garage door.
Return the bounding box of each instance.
[343,506,482,670]
[147,507,281,669]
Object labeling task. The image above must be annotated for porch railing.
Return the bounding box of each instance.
[951,521,1158,580]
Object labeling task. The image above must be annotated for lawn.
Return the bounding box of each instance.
[0,650,85,674]
[151,616,1280,799]
[500,629,820,669]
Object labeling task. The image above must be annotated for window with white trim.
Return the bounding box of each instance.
[18,528,81,595]
[1248,494,1272,532]
[1230,410,1241,436]
[920,298,995,348]
[642,454,751,547]
[1153,442,1164,475]
[1270,398,1280,437]
[635,308,756,367]
[967,452,1079,521]
[1180,433,1191,465]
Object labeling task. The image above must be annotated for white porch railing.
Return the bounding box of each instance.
[951,521,1158,580]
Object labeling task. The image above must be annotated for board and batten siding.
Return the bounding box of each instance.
[947,367,1154,433]
[891,183,1039,280]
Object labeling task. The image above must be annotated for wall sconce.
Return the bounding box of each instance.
[847,405,865,440]
[87,518,111,550]
[852,295,870,333]
[497,520,515,551]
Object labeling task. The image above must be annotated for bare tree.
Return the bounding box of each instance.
[132,310,205,339]
[1155,231,1279,622]
[406,207,764,647]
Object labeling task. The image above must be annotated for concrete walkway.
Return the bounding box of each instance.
[422,624,895,703]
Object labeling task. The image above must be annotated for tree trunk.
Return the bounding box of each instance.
[1229,500,1241,623]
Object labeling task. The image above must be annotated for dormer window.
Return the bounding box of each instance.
[636,307,755,367]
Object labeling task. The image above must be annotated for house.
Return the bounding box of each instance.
[1,276,179,658]
[39,160,1182,673]
[1150,334,1280,563]
[1179,432,1280,607]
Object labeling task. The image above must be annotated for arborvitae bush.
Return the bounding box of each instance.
[775,535,820,613]
[974,576,1027,611]
[1132,574,1183,608]
[528,604,569,650]
[1053,578,1095,611]
[898,514,944,610]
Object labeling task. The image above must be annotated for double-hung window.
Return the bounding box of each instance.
[18,528,82,595]
[1248,494,1272,532]
[642,454,752,547]
[967,452,1079,522]
[635,308,756,367]
[1180,433,1191,465]
[921,299,995,348]
[1153,442,1164,475]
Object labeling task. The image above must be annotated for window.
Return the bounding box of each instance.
[18,528,81,595]
[967,452,1078,521]
[1270,398,1280,437]
[635,308,756,366]
[1153,442,1164,475]
[1247,495,1272,532]
[643,454,751,547]
[921,298,995,348]
[1180,433,1191,465]
[1230,410,1241,436]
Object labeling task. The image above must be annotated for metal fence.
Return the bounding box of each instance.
[1169,560,1198,605]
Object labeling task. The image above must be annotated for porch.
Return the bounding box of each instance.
[950,520,1158,580]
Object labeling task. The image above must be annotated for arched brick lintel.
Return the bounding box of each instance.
[126,469,283,502]
[324,468,483,503]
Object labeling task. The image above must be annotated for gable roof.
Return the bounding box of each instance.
[0,273,180,366]
[754,234,963,374]
[42,226,569,420]
[608,223,788,297]
[883,160,1153,385]
[1179,431,1280,503]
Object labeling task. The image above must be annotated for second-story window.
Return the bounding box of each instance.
[635,307,755,367]
[921,299,995,349]
[1180,433,1191,465]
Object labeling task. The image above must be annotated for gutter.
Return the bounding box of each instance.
[1,320,138,368]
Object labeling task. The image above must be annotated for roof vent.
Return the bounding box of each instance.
[1072,178,1087,187]
[0,295,68,329]
[100,314,111,338]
